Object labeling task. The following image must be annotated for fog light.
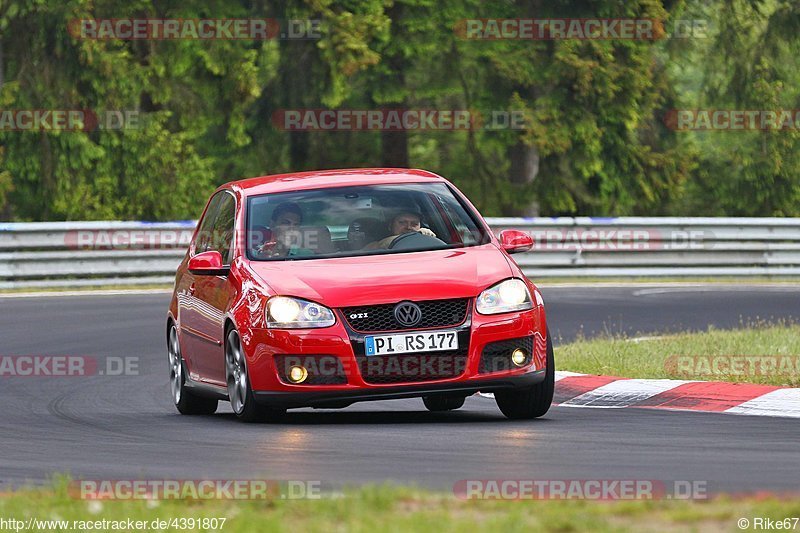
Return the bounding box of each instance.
[288,365,308,383]
[511,348,527,367]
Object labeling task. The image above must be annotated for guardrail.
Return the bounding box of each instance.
[0,221,194,289]
[1,218,799,288]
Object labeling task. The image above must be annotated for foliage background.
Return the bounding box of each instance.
[0,0,798,221]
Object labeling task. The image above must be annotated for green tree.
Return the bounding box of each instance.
[447,0,693,216]
[0,0,260,220]
[677,0,800,216]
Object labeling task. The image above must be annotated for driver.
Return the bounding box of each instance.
[365,209,437,250]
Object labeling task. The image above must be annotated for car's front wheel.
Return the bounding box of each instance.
[494,329,555,420]
[225,328,284,423]
[168,323,218,415]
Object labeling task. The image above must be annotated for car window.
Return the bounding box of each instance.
[436,192,483,245]
[245,183,491,261]
[211,193,236,264]
[193,192,224,255]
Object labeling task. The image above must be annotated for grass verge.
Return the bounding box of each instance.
[555,323,800,386]
[1,479,799,532]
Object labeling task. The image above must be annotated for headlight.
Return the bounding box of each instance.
[476,278,533,315]
[266,296,336,328]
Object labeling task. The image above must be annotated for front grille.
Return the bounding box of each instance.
[478,336,533,374]
[356,349,468,384]
[341,298,469,332]
[274,354,348,385]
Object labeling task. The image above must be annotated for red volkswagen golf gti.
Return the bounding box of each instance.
[167,168,553,422]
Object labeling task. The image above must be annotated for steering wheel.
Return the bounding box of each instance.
[388,231,447,250]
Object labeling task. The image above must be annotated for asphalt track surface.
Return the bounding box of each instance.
[1,285,799,493]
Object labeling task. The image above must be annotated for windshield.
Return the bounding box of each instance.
[245,183,491,261]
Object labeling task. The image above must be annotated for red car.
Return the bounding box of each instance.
[167,168,553,422]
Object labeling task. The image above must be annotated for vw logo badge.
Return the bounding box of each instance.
[394,301,422,327]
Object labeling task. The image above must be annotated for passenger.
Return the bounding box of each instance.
[254,202,312,258]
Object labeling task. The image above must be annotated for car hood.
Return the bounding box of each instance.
[248,244,513,308]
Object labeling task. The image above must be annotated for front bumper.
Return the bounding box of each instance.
[254,370,545,409]
[241,303,547,408]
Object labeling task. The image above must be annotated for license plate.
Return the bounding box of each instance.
[364,330,458,356]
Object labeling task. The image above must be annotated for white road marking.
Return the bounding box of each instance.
[632,286,800,296]
[725,388,800,419]
[480,369,800,419]
[561,378,692,408]
[555,370,586,381]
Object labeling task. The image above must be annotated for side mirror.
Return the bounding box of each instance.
[188,250,230,276]
[498,229,533,254]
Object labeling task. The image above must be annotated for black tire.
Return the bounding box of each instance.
[423,395,466,412]
[168,323,218,415]
[495,328,555,420]
[225,328,285,423]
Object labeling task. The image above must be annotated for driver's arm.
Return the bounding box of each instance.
[375,235,399,249]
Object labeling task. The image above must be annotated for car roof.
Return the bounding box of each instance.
[223,168,446,197]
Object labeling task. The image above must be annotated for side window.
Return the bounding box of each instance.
[210,193,237,264]
[194,193,224,255]
[438,194,481,245]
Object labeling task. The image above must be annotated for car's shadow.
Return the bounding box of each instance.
[209,409,556,426]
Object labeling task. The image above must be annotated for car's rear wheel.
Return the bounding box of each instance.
[168,323,218,415]
[422,395,466,411]
[225,328,284,423]
[495,329,555,420]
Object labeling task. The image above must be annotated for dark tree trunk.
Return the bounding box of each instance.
[278,30,315,170]
[377,1,409,168]
[282,44,311,170]
[381,128,409,167]
[506,141,540,216]
[508,141,539,184]
[0,37,13,221]
[39,132,53,219]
